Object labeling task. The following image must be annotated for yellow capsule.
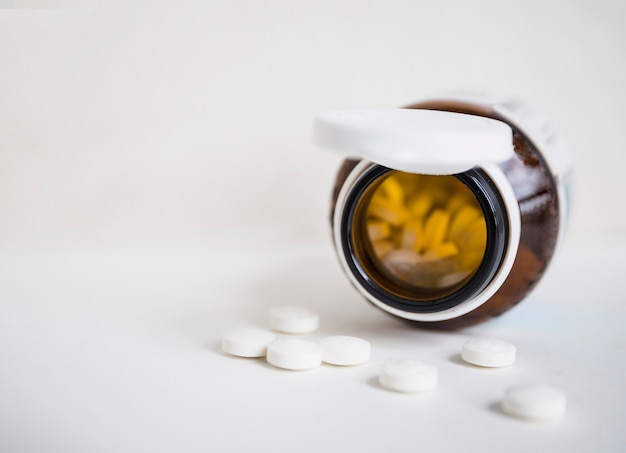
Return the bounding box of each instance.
[371,239,395,259]
[394,173,421,194]
[445,193,469,216]
[423,209,450,249]
[448,206,482,242]
[407,194,431,218]
[379,175,405,205]
[456,217,487,251]
[361,172,490,291]
[368,199,408,226]
[367,221,391,241]
[426,186,449,207]
[430,241,459,259]
[459,250,485,270]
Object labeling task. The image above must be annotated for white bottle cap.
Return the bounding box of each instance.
[313,109,513,175]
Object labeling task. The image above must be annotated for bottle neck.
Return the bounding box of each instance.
[333,161,521,322]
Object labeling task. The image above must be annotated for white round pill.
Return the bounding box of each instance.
[269,305,320,334]
[221,327,276,358]
[319,335,371,366]
[461,337,516,368]
[266,338,322,371]
[502,384,567,422]
[379,360,438,393]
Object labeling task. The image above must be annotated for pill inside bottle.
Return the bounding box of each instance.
[351,172,488,301]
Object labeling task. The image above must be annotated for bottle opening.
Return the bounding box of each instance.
[351,171,488,302]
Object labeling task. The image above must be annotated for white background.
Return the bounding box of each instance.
[0,0,625,247]
[1,2,625,453]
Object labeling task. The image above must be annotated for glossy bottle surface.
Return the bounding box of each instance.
[329,98,566,329]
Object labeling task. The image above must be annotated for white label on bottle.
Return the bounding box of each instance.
[493,99,573,180]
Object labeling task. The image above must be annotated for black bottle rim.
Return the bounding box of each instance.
[339,164,509,314]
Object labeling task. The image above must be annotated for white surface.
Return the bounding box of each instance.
[503,384,567,422]
[319,335,371,366]
[462,337,517,368]
[221,327,276,358]
[1,236,625,452]
[313,109,513,174]
[379,359,438,393]
[266,338,322,371]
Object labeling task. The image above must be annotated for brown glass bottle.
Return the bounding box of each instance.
[326,96,572,329]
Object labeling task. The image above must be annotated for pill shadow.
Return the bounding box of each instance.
[488,400,526,422]
[449,353,487,369]
[488,400,506,417]
[252,358,281,371]
[449,353,467,367]
[216,347,278,370]
[254,359,327,372]
[366,376,385,391]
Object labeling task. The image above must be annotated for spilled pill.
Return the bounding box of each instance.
[462,337,516,368]
[221,327,276,358]
[266,338,322,371]
[319,335,371,366]
[502,384,566,422]
[269,305,320,334]
[379,359,438,393]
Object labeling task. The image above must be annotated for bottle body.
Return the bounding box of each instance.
[329,96,572,329]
